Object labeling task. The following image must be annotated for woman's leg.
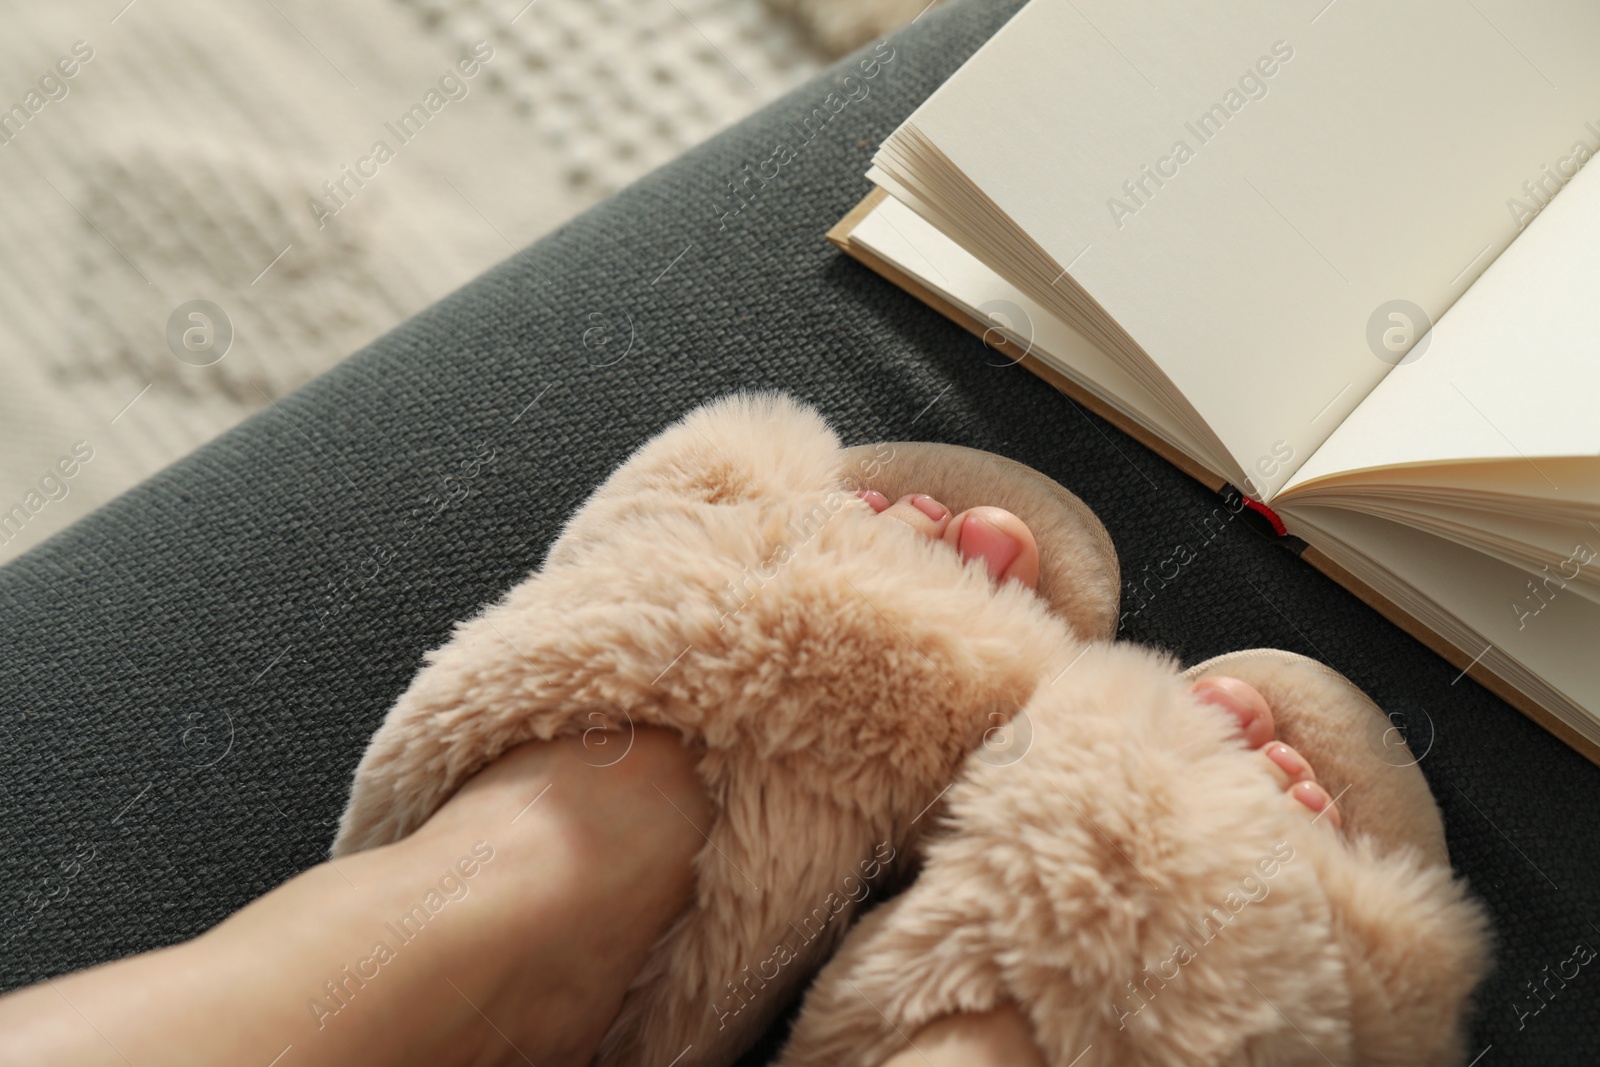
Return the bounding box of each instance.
[0,492,1052,1067]
[0,727,711,1067]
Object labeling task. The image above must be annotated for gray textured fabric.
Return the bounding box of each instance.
[1,1,1595,1062]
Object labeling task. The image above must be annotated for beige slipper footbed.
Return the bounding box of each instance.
[331,395,1119,1067]
[777,647,1493,1067]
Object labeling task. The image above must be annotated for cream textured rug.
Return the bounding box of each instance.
[0,0,922,563]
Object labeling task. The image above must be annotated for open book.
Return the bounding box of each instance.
[831,0,1600,760]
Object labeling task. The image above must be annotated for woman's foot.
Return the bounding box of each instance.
[859,490,1041,589]
[308,491,1044,1064]
[852,668,1347,1067]
[864,676,1342,1067]
[381,727,712,1067]
[440,492,1041,1061]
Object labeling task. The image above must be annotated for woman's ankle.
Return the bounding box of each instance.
[881,1006,1046,1067]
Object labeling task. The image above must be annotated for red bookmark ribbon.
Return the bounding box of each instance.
[1242,498,1287,537]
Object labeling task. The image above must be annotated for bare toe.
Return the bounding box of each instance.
[1256,741,1342,827]
[1290,779,1342,828]
[942,506,1040,589]
[1190,676,1276,750]
[857,489,891,513]
[869,496,1039,590]
[1262,741,1315,784]
[876,493,953,539]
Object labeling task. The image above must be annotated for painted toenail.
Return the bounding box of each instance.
[1266,743,1308,778]
[1291,781,1330,812]
[1192,681,1253,723]
[957,515,1022,581]
[1188,677,1274,748]
[858,489,890,511]
[909,494,949,523]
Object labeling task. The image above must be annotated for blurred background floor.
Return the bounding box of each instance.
[0,0,926,564]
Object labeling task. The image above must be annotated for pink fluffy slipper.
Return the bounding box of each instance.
[775,649,1493,1067]
[330,393,1119,1067]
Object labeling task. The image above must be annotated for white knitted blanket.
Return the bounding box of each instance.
[0,0,914,563]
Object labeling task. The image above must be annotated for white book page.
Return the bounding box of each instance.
[901,0,1600,496]
[1287,149,1600,492]
[848,198,1227,472]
